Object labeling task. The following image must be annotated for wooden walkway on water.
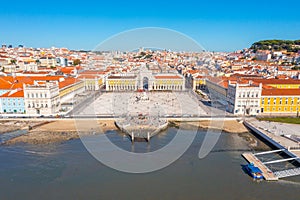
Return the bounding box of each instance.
[242,152,278,181]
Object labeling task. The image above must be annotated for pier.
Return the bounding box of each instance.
[242,152,278,181]
[242,119,300,180]
[115,115,168,142]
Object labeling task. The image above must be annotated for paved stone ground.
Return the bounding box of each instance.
[248,118,300,149]
[79,91,210,117]
[251,119,300,137]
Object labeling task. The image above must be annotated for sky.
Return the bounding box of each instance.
[1,0,300,52]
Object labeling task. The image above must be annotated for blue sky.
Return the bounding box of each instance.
[1,0,300,52]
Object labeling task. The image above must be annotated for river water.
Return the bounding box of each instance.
[0,128,300,200]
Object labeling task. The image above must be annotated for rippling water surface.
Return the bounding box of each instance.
[0,128,300,200]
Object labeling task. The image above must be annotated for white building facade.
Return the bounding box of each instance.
[24,82,60,115]
[227,81,262,116]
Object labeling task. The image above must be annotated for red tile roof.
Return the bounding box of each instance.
[262,88,300,96]
[58,77,82,89]
[0,89,24,98]
[154,75,182,79]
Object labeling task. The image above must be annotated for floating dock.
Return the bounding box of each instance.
[242,152,278,181]
[242,120,300,180]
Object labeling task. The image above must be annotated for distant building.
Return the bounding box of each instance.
[106,75,137,91]
[260,88,300,115]
[56,57,68,67]
[206,77,229,111]
[0,89,25,114]
[24,82,60,115]
[227,80,262,116]
[105,64,185,91]
[192,75,206,90]
[39,57,57,68]
[255,51,272,61]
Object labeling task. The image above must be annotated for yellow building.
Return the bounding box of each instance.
[260,88,300,114]
[106,75,138,91]
[152,75,185,91]
[58,78,85,102]
[192,75,206,90]
[78,72,106,91]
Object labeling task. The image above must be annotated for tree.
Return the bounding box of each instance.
[10,59,17,65]
[73,59,81,66]
[35,59,41,66]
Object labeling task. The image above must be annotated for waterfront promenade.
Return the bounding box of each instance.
[246,119,300,157]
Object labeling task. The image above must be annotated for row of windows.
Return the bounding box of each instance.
[264,107,299,111]
[27,93,48,98]
[1,98,22,102]
[237,100,260,105]
[2,109,24,113]
[238,92,259,98]
[28,103,49,108]
[2,102,23,106]
[235,109,260,113]
[262,97,300,105]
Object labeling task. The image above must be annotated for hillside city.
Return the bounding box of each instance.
[0,43,300,117]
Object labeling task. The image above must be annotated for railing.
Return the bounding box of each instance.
[274,168,300,178]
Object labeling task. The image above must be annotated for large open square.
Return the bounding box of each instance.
[78,91,208,117]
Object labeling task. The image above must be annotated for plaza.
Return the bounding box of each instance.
[78,91,208,117]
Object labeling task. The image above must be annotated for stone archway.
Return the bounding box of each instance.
[138,64,154,91]
[143,77,149,90]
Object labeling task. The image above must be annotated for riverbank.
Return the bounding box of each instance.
[4,120,118,145]
[171,119,249,133]
[170,120,266,149]
[2,119,249,145]
[0,120,44,134]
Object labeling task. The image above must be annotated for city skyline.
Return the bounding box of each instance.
[1,0,300,52]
